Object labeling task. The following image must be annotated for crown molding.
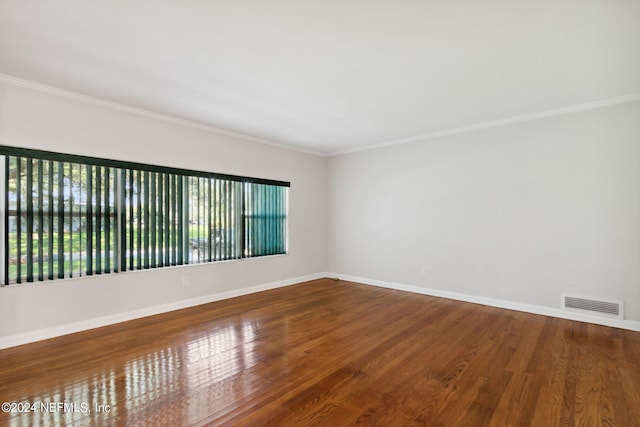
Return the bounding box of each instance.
[3,73,637,159]
[330,93,640,157]
[0,74,325,158]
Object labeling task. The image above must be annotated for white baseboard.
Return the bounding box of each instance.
[0,272,328,350]
[332,273,640,332]
[3,272,636,349]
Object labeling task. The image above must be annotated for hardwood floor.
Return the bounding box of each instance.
[0,278,639,426]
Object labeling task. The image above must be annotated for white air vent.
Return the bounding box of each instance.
[562,294,624,319]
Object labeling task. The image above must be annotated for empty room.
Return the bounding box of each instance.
[0,1,639,425]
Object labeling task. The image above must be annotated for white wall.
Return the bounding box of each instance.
[328,101,640,324]
[1,80,638,346]
[0,82,328,345]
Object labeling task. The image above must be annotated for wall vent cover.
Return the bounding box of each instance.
[562,294,624,319]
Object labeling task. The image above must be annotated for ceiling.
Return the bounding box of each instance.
[1,1,639,156]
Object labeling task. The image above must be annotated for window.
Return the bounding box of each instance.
[244,183,288,257]
[1,146,289,285]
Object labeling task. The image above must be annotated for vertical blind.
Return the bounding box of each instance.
[120,170,244,271]
[244,183,287,257]
[1,147,289,285]
[4,157,117,282]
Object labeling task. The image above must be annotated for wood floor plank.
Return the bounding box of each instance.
[0,278,639,426]
[523,322,571,427]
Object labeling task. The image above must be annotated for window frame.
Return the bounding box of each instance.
[0,145,290,286]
